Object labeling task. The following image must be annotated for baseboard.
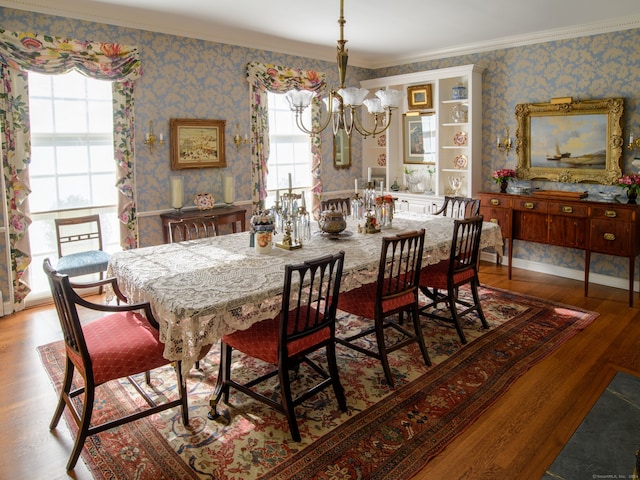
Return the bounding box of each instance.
[479,251,637,293]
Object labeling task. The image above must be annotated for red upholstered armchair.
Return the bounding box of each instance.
[208,251,347,442]
[336,229,431,387]
[43,258,191,471]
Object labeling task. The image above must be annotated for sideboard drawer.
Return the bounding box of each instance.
[590,219,633,255]
[513,198,548,213]
[481,195,512,209]
[590,205,635,222]
[548,202,588,217]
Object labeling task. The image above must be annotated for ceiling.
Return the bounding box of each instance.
[3,0,640,68]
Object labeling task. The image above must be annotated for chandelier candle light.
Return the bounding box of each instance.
[285,0,402,138]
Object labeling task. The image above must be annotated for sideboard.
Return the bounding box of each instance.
[160,205,247,243]
[479,191,640,306]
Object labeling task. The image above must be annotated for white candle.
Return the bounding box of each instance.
[275,189,279,203]
[631,134,635,144]
[288,173,292,190]
[355,179,358,193]
[367,167,372,182]
[496,135,500,146]
[380,181,384,194]
[170,176,183,209]
[159,133,164,142]
[223,175,235,204]
[301,190,306,208]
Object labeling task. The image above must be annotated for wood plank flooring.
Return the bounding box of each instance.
[1,262,638,479]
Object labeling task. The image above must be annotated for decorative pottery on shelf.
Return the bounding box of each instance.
[318,208,347,234]
[451,84,467,100]
[451,104,468,123]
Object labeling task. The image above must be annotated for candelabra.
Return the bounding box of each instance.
[144,121,164,152]
[496,127,513,155]
[628,134,640,158]
[276,187,303,250]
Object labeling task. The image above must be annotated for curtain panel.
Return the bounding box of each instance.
[0,29,140,309]
[246,61,325,213]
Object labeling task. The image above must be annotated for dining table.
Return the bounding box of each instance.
[106,211,503,376]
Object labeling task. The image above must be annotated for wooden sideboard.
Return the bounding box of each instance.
[479,191,640,306]
[160,205,247,243]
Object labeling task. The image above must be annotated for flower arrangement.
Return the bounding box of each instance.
[617,174,640,194]
[250,211,275,231]
[375,194,395,205]
[492,168,517,184]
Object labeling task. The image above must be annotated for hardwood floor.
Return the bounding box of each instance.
[1,262,639,479]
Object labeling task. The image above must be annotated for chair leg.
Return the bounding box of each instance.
[278,362,301,442]
[50,357,74,430]
[448,290,467,344]
[410,305,432,367]
[67,381,95,471]
[471,280,489,329]
[375,316,395,387]
[326,344,347,412]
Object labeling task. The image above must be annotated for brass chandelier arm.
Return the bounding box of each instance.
[350,109,393,139]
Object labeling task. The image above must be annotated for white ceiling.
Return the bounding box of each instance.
[3,0,640,68]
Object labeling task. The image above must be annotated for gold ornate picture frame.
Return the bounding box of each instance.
[515,98,624,184]
[170,118,226,169]
[407,84,433,110]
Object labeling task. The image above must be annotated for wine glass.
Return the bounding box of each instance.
[448,176,462,196]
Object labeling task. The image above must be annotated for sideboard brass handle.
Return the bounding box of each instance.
[490,199,499,206]
[524,202,534,209]
[604,210,617,218]
[562,206,573,213]
[604,233,616,241]
[490,218,499,224]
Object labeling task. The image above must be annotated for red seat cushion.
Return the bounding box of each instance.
[419,260,475,289]
[222,306,330,365]
[338,281,416,318]
[66,311,169,385]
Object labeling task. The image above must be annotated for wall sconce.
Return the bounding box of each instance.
[144,121,164,152]
[628,134,640,157]
[233,123,249,150]
[496,127,513,155]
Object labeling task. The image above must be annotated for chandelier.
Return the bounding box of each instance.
[285,0,402,138]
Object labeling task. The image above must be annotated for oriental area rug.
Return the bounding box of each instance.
[37,286,598,480]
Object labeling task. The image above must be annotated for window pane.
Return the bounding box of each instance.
[30,146,56,175]
[58,175,91,208]
[54,99,88,132]
[29,98,54,133]
[56,146,90,174]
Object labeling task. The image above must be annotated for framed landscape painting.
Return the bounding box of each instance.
[170,118,226,169]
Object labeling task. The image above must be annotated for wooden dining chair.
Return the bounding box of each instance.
[43,258,190,471]
[418,216,489,344]
[336,230,431,387]
[432,196,480,218]
[54,214,111,292]
[320,197,352,216]
[167,215,217,242]
[209,251,347,442]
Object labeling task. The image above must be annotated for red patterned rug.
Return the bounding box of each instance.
[37,286,597,479]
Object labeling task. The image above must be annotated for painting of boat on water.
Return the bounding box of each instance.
[530,113,607,169]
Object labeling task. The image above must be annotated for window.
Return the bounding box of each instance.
[267,92,312,195]
[26,70,119,304]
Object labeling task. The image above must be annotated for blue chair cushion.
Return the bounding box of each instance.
[56,250,111,277]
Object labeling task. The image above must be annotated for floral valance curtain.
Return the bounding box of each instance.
[0,29,140,309]
[246,61,325,213]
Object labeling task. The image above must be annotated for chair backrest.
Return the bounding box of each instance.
[449,215,484,277]
[168,216,217,242]
[278,251,345,359]
[55,214,104,257]
[320,197,351,216]
[43,258,90,368]
[434,196,480,218]
[376,229,425,313]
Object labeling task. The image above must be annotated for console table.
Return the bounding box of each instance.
[160,205,247,243]
[479,191,640,306]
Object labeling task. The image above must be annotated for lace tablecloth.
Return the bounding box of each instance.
[107,213,503,374]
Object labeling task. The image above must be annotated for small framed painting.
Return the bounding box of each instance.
[407,84,433,110]
[170,118,226,169]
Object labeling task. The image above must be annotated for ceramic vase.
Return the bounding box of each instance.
[627,190,638,204]
[254,226,274,254]
[500,180,508,193]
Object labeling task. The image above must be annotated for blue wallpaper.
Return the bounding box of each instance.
[1,5,640,296]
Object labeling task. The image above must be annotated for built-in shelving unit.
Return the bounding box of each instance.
[360,64,484,210]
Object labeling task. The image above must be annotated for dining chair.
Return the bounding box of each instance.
[167,215,217,242]
[42,258,191,471]
[432,196,480,218]
[209,251,347,442]
[54,214,111,292]
[336,229,431,387]
[320,197,352,216]
[418,216,489,344]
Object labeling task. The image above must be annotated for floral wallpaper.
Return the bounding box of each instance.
[1,4,640,299]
